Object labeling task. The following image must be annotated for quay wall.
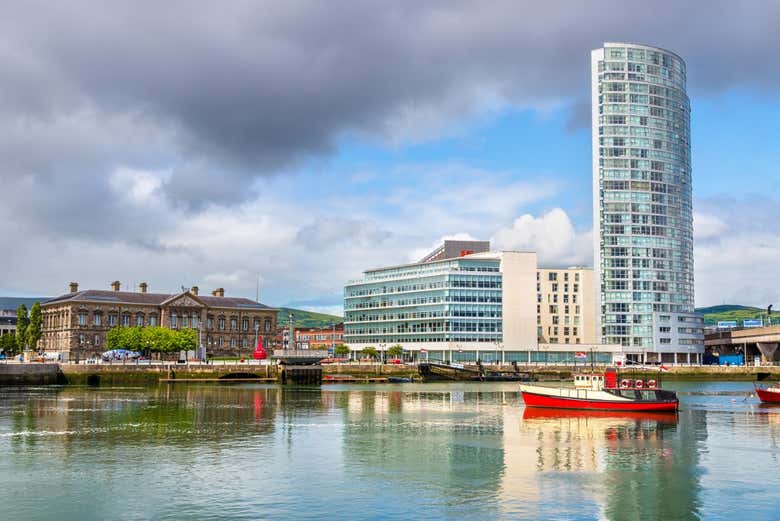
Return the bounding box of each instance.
[0,363,63,385]
[2,363,779,386]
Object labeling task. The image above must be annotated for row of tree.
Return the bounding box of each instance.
[0,303,43,356]
[106,326,197,354]
[331,344,404,359]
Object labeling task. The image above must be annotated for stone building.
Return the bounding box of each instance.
[41,281,277,359]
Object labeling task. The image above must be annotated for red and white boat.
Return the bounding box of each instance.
[520,368,679,412]
[755,383,780,403]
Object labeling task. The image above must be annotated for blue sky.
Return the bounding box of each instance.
[1,1,779,313]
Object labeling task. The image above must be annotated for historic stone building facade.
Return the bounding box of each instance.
[41,281,277,359]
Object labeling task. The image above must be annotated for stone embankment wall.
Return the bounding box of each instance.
[0,363,63,385]
[3,362,779,386]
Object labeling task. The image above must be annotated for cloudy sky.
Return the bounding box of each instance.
[1,1,779,314]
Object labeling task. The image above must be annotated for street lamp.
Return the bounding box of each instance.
[330,322,336,356]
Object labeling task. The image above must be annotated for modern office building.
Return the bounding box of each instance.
[344,240,621,363]
[591,42,703,363]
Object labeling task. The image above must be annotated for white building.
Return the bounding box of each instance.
[591,42,703,363]
[344,241,626,363]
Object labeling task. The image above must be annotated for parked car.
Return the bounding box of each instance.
[0,353,6,360]
[387,358,403,364]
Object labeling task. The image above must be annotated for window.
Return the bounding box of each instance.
[208,316,213,329]
[191,315,199,329]
[181,315,188,328]
[254,319,260,332]
[548,272,557,281]
[264,319,272,332]
[170,313,178,328]
[242,318,249,331]
[660,338,671,344]
[659,326,671,333]
[218,337,224,347]
[230,337,237,348]
[93,312,102,326]
[218,317,225,330]
[109,314,117,326]
[94,334,100,346]
[136,314,144,327]
[79,334,85,345]
[149,314,158,326]
[122,314,131,327]
[230,318,237,330]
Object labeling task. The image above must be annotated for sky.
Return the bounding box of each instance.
[1,1,779,315]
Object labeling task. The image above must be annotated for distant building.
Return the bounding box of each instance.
[344,240,626,363]
[295,324,344,351]
[0,311,16,338]
[41,281,277,359]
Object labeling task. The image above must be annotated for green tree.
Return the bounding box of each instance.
[361,346,378,359]
[26,302,42,351]
[106,326,123,350]
[0,333,17,356]
[15,304,29,352]
[334,344,350,357]
[387,344,404,359]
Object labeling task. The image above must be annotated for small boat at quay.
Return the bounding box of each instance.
[520,367,679,412]
[755,383,780,403]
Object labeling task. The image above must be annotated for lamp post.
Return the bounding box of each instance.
[255,322,260,356]
[331,322,336,356]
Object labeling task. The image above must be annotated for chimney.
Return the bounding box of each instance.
[214,288,225,297]
[69,282,79,293]
[139,282,148,294]
[111,280,121,292]
[191,286,199,295]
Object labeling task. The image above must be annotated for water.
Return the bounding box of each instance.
[1,381,779,520]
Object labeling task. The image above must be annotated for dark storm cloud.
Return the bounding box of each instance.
[1,0,779,217]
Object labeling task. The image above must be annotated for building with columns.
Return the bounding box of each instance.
[40,281,277,359]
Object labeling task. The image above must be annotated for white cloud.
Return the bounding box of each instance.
[492,208,592,267]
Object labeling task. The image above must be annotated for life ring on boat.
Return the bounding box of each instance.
[620,379,630,389]
[647,379,657,389]
[634,379,644,389]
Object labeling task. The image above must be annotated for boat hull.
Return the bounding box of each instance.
[756,387,780,403]
[520,388,678,412]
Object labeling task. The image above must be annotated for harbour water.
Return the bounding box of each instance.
[1,382,779,520]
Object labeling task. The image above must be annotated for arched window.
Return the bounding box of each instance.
[136,313,144,327]
[122,313,131,327]
[149,314,158,326]
[218,317,225,330]
[93,311,102,326]
[264,319,272,332]
[230,317,237,330]
[242,318,249,331]
[181,314,189,328]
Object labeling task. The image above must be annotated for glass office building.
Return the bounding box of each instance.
[592,43,703,361]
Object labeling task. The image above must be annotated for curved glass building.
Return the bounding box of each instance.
[591,43,703,362]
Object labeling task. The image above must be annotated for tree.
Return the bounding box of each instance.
[334,344,350,357]
[15,304,29,352]
[0,333,17,356]
[361,346,378,359]
[26,302,42,351]
[387,344,404,359]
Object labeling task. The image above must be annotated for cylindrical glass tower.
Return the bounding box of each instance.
[591,43,697,355]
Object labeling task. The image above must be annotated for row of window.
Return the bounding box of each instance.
[71,311,273,332]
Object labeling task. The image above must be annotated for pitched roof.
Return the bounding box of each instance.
[43,290,275,310]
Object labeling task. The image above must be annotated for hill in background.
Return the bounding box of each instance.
[0,297,48,311]
[695,304,771,325]
[275,307,342,328]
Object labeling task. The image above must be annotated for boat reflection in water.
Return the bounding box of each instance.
[522,407,679,424]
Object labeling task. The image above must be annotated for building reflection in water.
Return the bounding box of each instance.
[502,405,704,520]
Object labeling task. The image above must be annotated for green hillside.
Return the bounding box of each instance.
[275,307,342,328]
[695,304,770,326]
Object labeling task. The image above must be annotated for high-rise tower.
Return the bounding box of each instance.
[591,43,703,363]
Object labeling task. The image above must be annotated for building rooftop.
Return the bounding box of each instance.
[44,289,275,310]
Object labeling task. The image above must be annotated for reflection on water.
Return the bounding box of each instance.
[1,382,780,520]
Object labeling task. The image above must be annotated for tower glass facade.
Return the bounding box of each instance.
[592,43,696,351]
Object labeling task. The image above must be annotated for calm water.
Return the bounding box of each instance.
[1,382,779,520]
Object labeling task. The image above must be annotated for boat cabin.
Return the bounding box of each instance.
[573,374,605,390]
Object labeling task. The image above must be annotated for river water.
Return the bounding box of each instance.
[1,381,778,520]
